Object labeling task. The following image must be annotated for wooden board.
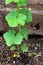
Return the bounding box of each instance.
[0,11,43,35]
[0,1,43,35]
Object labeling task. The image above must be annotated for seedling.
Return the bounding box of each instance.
[3,0,32,53]
[29,52,37,56]
[36,43,40,47]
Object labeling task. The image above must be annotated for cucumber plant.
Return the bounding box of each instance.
[3,0,32,53]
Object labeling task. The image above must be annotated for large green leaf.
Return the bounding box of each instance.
[3,30,16,46]
[14,33,23,45]
[5,11,18,27]
[20,43,28,52]
[20,26,29,40]
[5,11,26,27]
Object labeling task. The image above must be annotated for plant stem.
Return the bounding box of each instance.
[16,4,21,32]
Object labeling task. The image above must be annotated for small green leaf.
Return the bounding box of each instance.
[27,15,32,22]
[20,8,32,23]
[5,0,12,4]
[27,10,33,22]
[30,52,37,56]
[5,0,19,4]
[20,8,27,15]
[18,14,26,25]
[18,14,26,20]
[14,33,23,45]
[20,26,29,40]
[26,9,32,22]
[13,0,19,2]
[18,0,27,6]
[10,46,16,51]
[20,43,28,52]
[5,11,18,27]
[18,20,25,25]
[3,30,16,46]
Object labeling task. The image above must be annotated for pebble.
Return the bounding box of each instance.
[13,61,15,64]
[39,52,41,56]
[35,47,38,50]
[2,45,5,47]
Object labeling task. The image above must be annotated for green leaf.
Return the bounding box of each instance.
[20,43,28,52]
[5,0,19,4]
[30,52,37,56]
[13,0,19,2]
[27,15,32,22]
[18,14,26,25]
[27,10,33,22]
[18,14,26,20]
[20,8,27,15]
[5,11,26,27]
[20,26,29,40]
[14,33,23,45]
[5,0,12,4]
[5,11,18,27]
[3,30,16,46]
[18,20,25,26]
[10,46,16,51]
[20,8,32,23]
[18,0,27,6]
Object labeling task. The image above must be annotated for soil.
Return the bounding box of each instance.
[0,35,43,65]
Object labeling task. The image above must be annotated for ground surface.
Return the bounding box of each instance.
[0,35,43,65]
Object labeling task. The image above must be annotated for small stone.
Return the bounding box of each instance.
[35,47,38,50]
[13,61,15,64]
[39,52,41,56]
[3,45,5,47]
